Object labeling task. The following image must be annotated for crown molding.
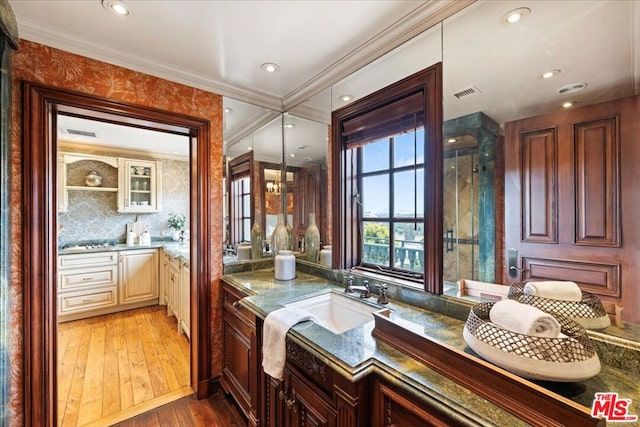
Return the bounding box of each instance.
[225,109,280,146]
[286,103,330,125]
[16,17,283,111]
[16,0,473,114]
[281,0,474,111]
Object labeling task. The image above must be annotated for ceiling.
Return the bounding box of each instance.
[10,0,448,110]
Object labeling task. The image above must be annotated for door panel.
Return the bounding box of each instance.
[504,96,639,323]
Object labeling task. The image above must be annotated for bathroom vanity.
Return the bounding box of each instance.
[221,268,639,426]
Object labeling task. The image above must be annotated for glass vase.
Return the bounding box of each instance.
[305,213,320,263]
[251,212,263,259]
[271,213,289,257]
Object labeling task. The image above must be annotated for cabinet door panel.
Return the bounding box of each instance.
[120,249,158,303]
[286,368,336,427]
[372,379,456,427]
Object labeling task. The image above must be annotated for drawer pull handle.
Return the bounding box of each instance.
[232,301,240,309]
[82,277,93,281]
[82,299,94,303]
[278,391,285,401]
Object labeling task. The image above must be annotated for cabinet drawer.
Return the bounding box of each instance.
[58,265,118,291]
[59,287,118,314]
[223,285,255,326]
[59,251,118,269]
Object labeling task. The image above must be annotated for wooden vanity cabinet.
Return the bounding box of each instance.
[371,377,460,427]
[221,283,262,427]
[265,339,367,427]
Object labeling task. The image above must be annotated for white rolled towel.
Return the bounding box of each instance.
[489,299,561,338]
[524,280,582,302]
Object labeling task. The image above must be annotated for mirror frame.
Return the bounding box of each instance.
[22,82,213,424]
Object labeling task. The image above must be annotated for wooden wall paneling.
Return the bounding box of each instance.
[574,117,620,247]
[523,257,621,297]
[520,128,557,243]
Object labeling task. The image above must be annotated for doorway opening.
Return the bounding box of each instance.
[22,83,213,426]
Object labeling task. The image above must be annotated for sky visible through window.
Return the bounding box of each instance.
[362,129,424,217]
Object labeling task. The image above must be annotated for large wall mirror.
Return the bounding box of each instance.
[222,0,639,340]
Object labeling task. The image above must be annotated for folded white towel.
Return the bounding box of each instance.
[262,307,319,380]
[524,280,582,302]
[489,299,561,338]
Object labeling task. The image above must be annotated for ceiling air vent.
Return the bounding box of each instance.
[452,85,482,100]
[65,128,97,138]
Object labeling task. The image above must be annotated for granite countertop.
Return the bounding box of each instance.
[223,269,640,427]
[59,242,191,265]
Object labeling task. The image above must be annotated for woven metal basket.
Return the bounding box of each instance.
[507,282,608,319]
[464,302,596,363]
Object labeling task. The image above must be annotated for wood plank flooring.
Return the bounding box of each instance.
[112,393,245,427]
[58,305,190,426]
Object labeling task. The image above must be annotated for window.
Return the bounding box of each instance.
[228,151,254,244]
[332,64,443,293]
[359,129,425,277]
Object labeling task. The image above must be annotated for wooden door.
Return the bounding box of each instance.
[504,96,640,323]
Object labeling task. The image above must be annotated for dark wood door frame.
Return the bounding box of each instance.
[22,82,213,426]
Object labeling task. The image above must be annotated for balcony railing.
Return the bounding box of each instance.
[363,239,424,272]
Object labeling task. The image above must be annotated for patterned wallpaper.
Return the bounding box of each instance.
[9,39,223,425]
[58,151,190,246]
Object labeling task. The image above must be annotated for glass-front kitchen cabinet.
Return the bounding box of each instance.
[117,158,163,213]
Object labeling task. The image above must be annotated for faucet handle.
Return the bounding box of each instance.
[375,283,389,305]
[344,275,354,293]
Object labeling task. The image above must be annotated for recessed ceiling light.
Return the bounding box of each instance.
[447,138,457,143]
[290,154,295,157]
[284,123,295,128]
[557,83,587,95]
[503,7,530,24]
[261,63,279,73]
[102,0,130,16]
[339,94,353,103]
[224,107,233,113]
[562,101,575,109]
[541,69,561,79]
[172,151,178,154]
[247,146,253,151]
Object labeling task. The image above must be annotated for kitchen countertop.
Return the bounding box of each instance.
[223,268,640,426]
[59,242,191,265]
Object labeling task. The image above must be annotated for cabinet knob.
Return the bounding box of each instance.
[232,301,240,309]
[278,390,286,401]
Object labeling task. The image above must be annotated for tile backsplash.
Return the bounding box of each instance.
[58,150,189,245]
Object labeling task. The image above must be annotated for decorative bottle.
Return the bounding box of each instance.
[319,245,332,267]
[305,213,320,263]
[285,219,293,250]
[250,212,263,259]
[274,250,296,280]
[271,213,289,257]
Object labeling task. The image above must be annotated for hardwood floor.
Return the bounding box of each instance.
[57,305,190,426]
[112,393,245,427]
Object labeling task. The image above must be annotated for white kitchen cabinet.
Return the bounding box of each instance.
[119,249,159,304]
[118,158,162,213]
[166,253,181,324]
[180,260,190,338]
[57,251,120,321]
[57,152,119,213]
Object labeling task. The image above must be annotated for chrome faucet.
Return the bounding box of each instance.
[345,277,371,298]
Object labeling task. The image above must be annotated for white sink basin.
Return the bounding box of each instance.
[285,292,379,334]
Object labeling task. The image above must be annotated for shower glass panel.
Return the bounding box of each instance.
[443,147,479,294]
